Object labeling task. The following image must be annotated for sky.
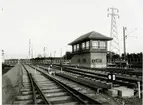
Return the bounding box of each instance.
[0,0,143,59]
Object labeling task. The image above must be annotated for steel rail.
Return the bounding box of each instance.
[63,67,138,88]
[49,75,101,105]
[29,74,37,105]
[22,65,37,105]
[41,72,88,105]
[22,64,51,105]
[28,64,102,105]
[52,65,140,86]
[65,66,142,82]
[30,74,51,105]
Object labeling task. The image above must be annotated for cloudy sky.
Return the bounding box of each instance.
[0,0,143,59]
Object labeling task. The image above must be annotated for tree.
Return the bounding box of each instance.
[63,51,73,60]
[107,51,120,62]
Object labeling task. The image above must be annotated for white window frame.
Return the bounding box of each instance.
[99,41,106,49]
[86,41,89,49]
[92,41,98,49]
[77,44,79,51]
[82,42,85,49]
[74,45,76,51]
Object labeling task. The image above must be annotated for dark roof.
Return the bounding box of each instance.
[68,31,113,45]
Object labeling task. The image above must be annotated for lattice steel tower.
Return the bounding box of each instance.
[29,39,33,59]
[107,7,120,55]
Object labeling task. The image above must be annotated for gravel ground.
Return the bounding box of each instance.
[113,97,142,105]
[2,64,23,104]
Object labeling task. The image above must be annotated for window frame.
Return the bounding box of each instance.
[74,45,76,51]
[86,41,90,49]
[82,42,86,49]
[92,40,99,49]
[77,44,79,51]
[99,41,106,49]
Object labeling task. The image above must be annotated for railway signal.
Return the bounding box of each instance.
[108,73,116,81]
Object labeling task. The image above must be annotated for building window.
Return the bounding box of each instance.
[99,41,106,49]
[83,59,86,63]
[77,44,79,51]
[82,42,85,49]
[86,41,89,49]
[74,45,76,51]
[92,41,98,49]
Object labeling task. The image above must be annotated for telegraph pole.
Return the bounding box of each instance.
[29,39,31,59]
[123,27,137,61]
[60,48,62,58]
[54,51,56,57]
[43,47,46,58]
[29,39,33,63]
[60,48,63,72]
[123,27,127,61]
[31,44,33,59]
[107,7,120,63]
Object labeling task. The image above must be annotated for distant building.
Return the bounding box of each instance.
[30,57,70,65]
[4,57,70,65]
[19,59,30,64]
[68,31,112,68]
[5,59,18,66]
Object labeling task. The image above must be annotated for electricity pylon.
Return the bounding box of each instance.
[107,7,120,62]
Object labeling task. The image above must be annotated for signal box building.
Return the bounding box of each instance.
[68,31,112,68]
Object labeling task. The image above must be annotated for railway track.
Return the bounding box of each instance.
[66,66,142,88]
[30,64,122,105]
[64,66,142,82]
[54,64,142,78]
[13,64,102,105]
[62,65,142,76]
[39,65,142,90]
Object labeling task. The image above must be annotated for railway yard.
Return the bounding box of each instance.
[2,63,142,105]
[2,31,142,105]
[1,0,143,105]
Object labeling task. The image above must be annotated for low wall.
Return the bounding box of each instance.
[2,64,23,104]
